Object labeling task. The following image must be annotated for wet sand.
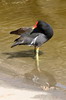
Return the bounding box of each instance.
[0,74,66,100]
[0,86,66,100]
[0,60,66,100]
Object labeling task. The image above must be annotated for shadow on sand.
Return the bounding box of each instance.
[3,49,43,59]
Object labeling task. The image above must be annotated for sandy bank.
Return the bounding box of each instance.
[0,73,66,100]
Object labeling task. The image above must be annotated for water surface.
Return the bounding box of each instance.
[0,0,66,94]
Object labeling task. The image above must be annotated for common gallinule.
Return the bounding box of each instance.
[10,20,53,71]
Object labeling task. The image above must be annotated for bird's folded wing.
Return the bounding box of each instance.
[10,27,33,35]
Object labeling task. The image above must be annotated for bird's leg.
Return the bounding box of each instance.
[36,47,40,72]
[34,46,36,54]
[36,47,39,67]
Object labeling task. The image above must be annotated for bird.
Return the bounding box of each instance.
[10,20,53,71]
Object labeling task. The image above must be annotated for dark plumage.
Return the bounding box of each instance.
[10,20,53,71]
[10,20,53,48]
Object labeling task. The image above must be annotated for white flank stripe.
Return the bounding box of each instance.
[30,36,38,45]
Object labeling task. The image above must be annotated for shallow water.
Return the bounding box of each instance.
[0,0,66,94]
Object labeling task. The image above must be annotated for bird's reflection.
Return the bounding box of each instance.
[25,68,56,90]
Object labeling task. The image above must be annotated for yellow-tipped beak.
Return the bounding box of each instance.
[32,26,35,29]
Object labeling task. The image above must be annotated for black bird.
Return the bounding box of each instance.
[10,20,53,71]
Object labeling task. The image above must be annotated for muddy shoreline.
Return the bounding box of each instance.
[0,59,66,100]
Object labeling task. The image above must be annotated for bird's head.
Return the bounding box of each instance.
[33,20,53,39]
[37,20,49,30]
[33,20,49,30]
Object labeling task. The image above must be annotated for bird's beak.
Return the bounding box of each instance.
[32,27,35,29]
[32,26,35,29]
[32,25,37,29]
[32,21,38,29]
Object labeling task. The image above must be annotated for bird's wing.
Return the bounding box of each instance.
[11,32,48,47]
[11,36,33,48]
[10,27,33,35]
[11,33,39,48]
[30,34,48,46]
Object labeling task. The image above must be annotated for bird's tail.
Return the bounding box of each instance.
[11,42,22,48]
